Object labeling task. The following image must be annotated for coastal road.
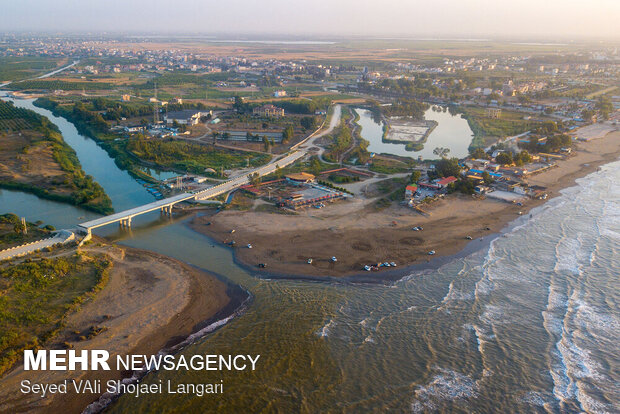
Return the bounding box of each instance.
[300,104,342,163]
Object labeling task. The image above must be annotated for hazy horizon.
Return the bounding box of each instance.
[2,0,619,41]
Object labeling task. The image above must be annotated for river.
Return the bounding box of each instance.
[354,107,474,159]
[1,97,618,413]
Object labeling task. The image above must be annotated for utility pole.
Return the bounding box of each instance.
[153,81,159,125]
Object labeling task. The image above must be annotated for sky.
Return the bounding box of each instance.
[1,0,619,40]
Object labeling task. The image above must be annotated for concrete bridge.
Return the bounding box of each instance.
[77,150,306,235]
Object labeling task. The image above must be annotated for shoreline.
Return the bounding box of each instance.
[190,129,620,282]
[0,242,244,414]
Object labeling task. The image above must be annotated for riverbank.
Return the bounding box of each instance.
[191,129,620,280]
[0,241,235,414]
[0,100,112,214]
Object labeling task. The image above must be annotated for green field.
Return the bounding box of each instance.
[0,253,111,376]
[0,57,64,82]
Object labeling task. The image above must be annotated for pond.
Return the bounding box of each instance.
[354,106,474,159]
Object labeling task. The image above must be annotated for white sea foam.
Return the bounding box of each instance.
[317,318,336,338]
[411,368,479,413]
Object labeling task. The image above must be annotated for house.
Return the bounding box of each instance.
[121,94,131,102]
[253,104,285,118]
[124,125,145,133]
[285,172,315,184]
[486,108,502,119]
[171,97,183,104]
[164,110,209,125]
[273,90,287,98]
[436,176,458,188]
[405,185,418,198]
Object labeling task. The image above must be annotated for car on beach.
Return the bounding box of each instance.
[428,250,436,255]
[466,236,473,240]
[307,258,313,264]
[247,244,252,248]
[331,256,337,262]
[412,226,423,231]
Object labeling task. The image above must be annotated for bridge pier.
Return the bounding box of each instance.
[119,217,133,228]
[160,205,173,216]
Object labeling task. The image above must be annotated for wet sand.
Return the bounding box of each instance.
[191,129,620,281]
[0,242,235,414]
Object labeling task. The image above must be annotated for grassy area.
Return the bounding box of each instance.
[125,139,270,176]
[0,57,64,82]
[0,252,111,376]
[456,105,535,150]
[6,79,115,91]
[368,156,412,174]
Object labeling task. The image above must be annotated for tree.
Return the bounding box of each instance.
[434,157,461,178]
[470,147,488,160]
[433,147,450,159]
[212,131,219,146]
[274,164,283,179]
[514,150,532,166]
[248,172,262,187]
[233,96,247,113]
[410,170,421,183]
[495,152,513,165]
[262,136,271,152]
[482,171,494,185]
[300,116,317,130]
[310,157,322,175]
[282,125,294,143]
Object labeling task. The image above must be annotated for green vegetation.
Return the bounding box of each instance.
[429,157,461,179]
[368,156,413,174]
[0,57,63,82]
[519,134,572,154]
[125,139,270,176]
[0,253,111,376]
[453,106,535,150]
[324,120,353,162]
[8,80,114,91]
[0,214,53,249]
[317,180,353,195]
[0,100,112,214]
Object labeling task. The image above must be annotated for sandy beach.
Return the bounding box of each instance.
[191,130,620,280]
[0,242,234,414]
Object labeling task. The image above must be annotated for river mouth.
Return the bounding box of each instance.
[354,106,474,159]
[1,92,618,413]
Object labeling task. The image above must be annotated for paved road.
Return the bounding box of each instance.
[301,105,342,163]
[0,230,75,261]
